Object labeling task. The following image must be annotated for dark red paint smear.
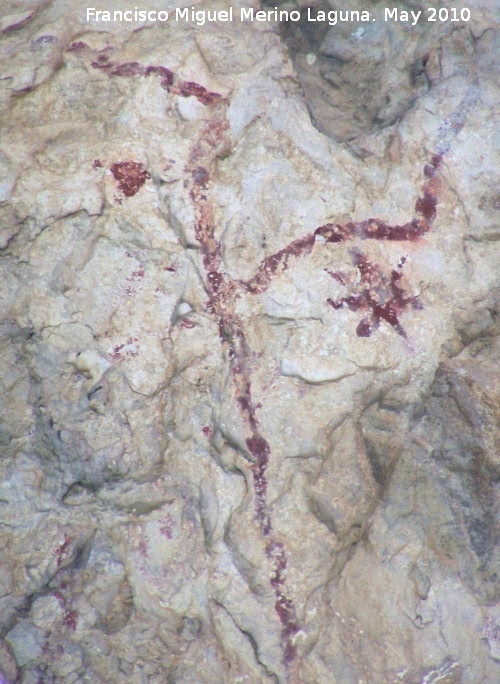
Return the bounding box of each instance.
[110,161,150,197]
[67,41,89,52]
[327,251,414,338]
[63,610,78,631]
[90,55,224,105]
[415,191,438,222]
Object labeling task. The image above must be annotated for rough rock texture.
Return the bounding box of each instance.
[0,1,499,682]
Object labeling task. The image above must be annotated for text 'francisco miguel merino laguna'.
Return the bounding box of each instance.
[86,7,372,25]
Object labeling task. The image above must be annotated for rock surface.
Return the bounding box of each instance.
[0,1,498,682]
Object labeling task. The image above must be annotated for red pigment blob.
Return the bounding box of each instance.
[251,461,271,536]
[350,218,429,241]
[374,303,399,326]
[159,514,174,539]
[207,271,224,294]
[266,540,299,664]
[352,251,379,284]
[92,159,103,168]
[63,610,78,631]
[324,269,346,285]
[246,435,271,535]
[245,234,316,293]
[112,343,125,360]
[3,13,34,32]
[110,161,150,197]
[314,223,348,243]
[356,319,372,337]
[179,319,196,329]
[246,432,270,467]
[327,295,363,311]
[268,540,287,591]
[111,62,144,77]
[52,591,66,607]
[91,53,111,69]
[145,65,174,89]
[111,338,138,359]
[201,425,213,439]
[415,191,437,222]
[176,80,222,105]
[423,154,442,178]
[34,34,57,44]
[236,382,260,431]
[327,252,414,339]
[91,56,137,74]
[190,200,222,272]
[67,41,88,51]
[275,595,298,653]
[192,166,210,187]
